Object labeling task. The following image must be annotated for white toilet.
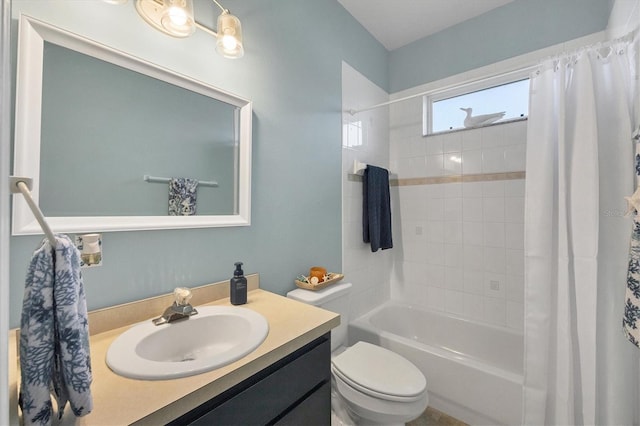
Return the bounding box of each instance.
[287,282,428,425]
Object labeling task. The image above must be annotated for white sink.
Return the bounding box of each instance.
[106,305,269,380]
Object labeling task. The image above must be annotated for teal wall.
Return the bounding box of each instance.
[389,0,612,93]
[8,0,388,327]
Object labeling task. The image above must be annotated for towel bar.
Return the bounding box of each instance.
[352,160,367,175]
[143,175,219,188]
[9,176,56,243]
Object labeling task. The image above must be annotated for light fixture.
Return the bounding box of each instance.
[135,0,244,58]
[135,0,195,38]
[215,9,243,58]
[161,0,196,37]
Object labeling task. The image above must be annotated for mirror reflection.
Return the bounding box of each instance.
[39,42,238,217]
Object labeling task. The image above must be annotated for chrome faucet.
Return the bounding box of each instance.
[153,287,198,325]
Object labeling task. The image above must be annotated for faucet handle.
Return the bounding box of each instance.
[173,287,192,306]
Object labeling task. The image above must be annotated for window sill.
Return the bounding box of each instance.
[426,116,528,137]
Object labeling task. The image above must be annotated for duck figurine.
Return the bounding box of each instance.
[460,107,506,128]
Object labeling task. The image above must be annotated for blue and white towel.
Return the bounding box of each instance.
[19,235,93,425]
[623,138,640,348]
[168,177,198,216]
[624,219,640,348]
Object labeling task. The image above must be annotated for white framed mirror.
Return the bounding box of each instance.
[12,14,252,235]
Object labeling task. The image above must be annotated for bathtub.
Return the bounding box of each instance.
[348,302,523,425]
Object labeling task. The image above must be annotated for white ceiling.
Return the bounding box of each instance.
[337,0,514,51]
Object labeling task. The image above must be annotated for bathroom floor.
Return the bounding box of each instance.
[407,407,468,426]
[331,406,467,426]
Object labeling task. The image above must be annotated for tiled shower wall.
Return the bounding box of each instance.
[389,96,526,331]
[341,62,392,320]
[341,62,527,330]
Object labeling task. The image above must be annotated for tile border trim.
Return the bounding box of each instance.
[348,171,525,186]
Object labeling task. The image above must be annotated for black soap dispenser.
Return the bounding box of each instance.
[230,262,247,305]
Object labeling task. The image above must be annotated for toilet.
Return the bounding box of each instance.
[287,282,428,425]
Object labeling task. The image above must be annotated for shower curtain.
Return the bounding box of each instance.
[523,30,639,425]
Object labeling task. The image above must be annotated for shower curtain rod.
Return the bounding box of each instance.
[346,92,423,116]
[346,65,535,116]
[9,176,56,244]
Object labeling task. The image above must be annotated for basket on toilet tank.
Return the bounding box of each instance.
[294,272,345,291]
[287,282,352,351]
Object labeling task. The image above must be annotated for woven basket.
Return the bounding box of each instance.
[295,273,344,291]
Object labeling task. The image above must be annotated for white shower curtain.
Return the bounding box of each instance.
[523,30,640,426]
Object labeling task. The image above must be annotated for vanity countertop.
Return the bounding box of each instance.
[9,286,340,425]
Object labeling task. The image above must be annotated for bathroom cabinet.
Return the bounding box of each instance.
[168,333,331,425]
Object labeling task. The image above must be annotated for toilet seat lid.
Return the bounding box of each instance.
[331,341,426,399]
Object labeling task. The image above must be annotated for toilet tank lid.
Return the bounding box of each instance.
[286,282,352,306]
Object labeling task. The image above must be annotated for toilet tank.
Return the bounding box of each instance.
[286,282,352,351]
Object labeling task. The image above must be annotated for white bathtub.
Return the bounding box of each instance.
[348,302,523,425]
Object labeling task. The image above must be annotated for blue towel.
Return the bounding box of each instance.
[168,177,199,216]
[19,235,93,425]
[363,165,393,252]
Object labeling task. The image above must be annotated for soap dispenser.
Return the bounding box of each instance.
[230,262,247,305]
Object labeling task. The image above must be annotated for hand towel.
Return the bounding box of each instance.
[168,177,198,216]
[362,165,393,252]
[624,142,640,348]
[19,235,93,425]
[623,217,640,348]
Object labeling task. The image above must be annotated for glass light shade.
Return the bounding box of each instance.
[216,11,244,59]
[160,0,196,37]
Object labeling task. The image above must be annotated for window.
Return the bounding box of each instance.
[423,70,530,135]
[343,119,363,148]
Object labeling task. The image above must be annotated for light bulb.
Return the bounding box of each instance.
[159,0,195,37]
[222,34,237,51]
[167,6,188,26]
